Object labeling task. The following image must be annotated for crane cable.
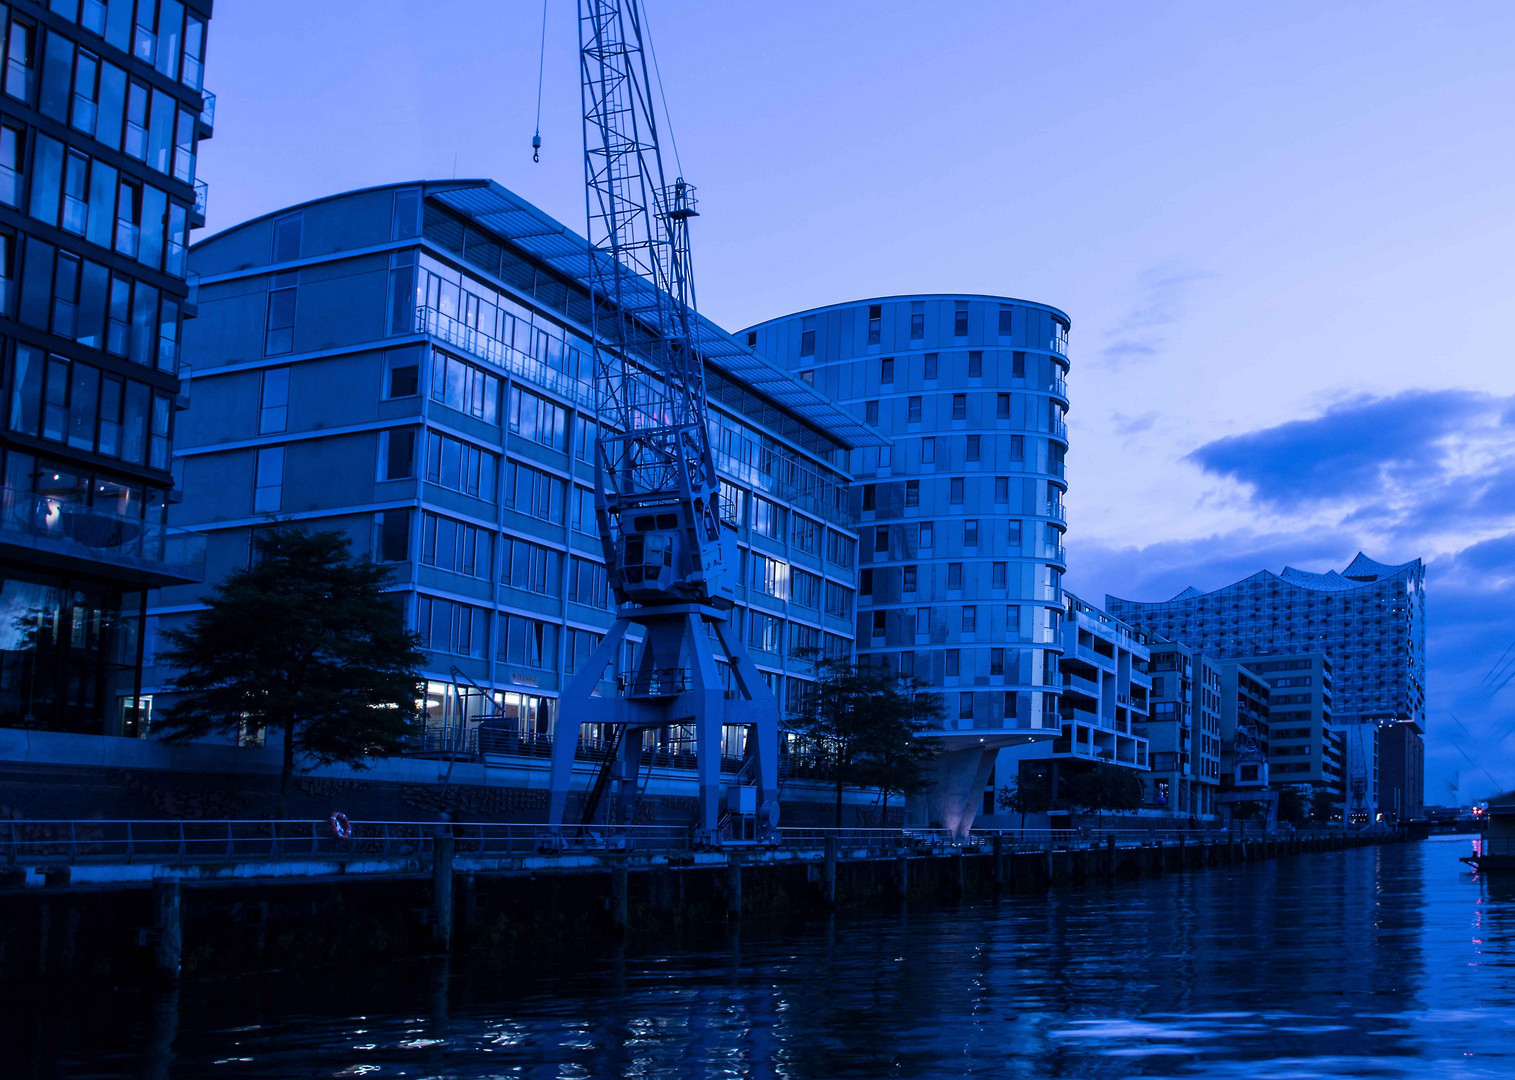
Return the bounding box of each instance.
[532,0,548,162]
[640,1,683,178]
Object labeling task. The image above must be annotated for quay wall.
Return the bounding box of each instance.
[0,832,1393,982]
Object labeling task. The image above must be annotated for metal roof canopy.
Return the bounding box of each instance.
[426,180,887,453]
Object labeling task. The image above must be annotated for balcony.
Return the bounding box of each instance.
[198,90,216,134]
[1044,542,1066,563]
[0,487,205,587]
[1050,417,1068,442]
[175,364,192,410]
[191,179,207,226]
[1049,374,1068,400]
[182,270,200,317]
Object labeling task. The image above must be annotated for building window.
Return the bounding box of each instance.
[114,177,141,256]
[1013,351,1026,379]
[1008,520,1022,545]
[860,567,874,597]
[996,393,1010,420]
[968,351,982,378]
[0,123,21,207]
[272,213,302,263]
[4,16,34,104]
[992,562,1007,589]
[921,437,935,464]
[385,346,421,397]
[1011,434,1024,460]
[964,519,979,546]
[72,49,100,134]
[379,427,416,480]
[951,394,966,421]
[962,605,977,633]
[125,79,148,159]
[265,271,296,354]
[374,510,410,562]
[910,312,924,340]
[500,535,559,594]
[966,434,980,461]
[948,562,963,590]
[874,525,888,553]
[907,395,921,423]
[998,308,1013,336]
[916,607,931,637]
[903,564,917,592]
[945,649,960,678]
[862,483,876,512]
[949,477,963,504]
[259,366,289,434]
[919,521,933,549]
[800,329,815,357]
[254,446,284,513]
[953,303,968,337]
[865,399,879,426]
[392,189,421,240]
[868,304,882,345]
[905,479,919,507]
[923,352,938,379]
[872,610,886,637]
[994,476,1009,503]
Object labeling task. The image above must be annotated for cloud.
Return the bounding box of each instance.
[1097,264,1211,367]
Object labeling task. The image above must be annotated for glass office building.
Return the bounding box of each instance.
[746,295,1070,830]
[152,179,875,763]
[0,0,211,736]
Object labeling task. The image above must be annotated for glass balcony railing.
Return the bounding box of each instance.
[200,89,216,129]
[1049,374,1068,399]
[414,306,854,527]
[0,486,205,585]
[192,179,208,220]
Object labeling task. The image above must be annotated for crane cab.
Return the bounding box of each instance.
[613,503,735,606]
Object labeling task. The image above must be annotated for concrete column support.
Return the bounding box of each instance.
[610,865,629,935]
[822,836,838,909]
[725,857,742,921]
[151,879,182,981]
[432,833,455,951]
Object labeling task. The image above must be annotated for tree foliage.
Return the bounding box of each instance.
[1064,762,1144,827]
[1309,789,1343,824]
[156,527,426,798]
[794,656,940,826]
[1276,787,1308,826]
[997,771,1054,835]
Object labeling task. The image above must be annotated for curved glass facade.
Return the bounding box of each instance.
[746,295,1070,739]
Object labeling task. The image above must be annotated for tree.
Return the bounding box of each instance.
[156,527,426,802]
[997,771,1053,836]
[1309,789,1343,825]
[794,656,939,827]
[1276,787,1308,826]
[1064,761,1143,830]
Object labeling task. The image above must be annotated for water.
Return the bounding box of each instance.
[10,836,1515,1079]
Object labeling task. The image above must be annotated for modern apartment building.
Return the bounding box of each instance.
[1106,553,1424,818]
[1233,651,1340,798]
[1146,640,1221,817]
[746,294,1071,831]
[0,0,212,738]
[153,180,876,776]
[1217,659,1270,793]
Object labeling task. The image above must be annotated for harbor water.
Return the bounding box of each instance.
[7,835,1513,1078]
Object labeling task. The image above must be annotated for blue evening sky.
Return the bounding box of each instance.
[200,1,1515,802]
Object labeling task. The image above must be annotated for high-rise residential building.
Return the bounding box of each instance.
[1106,553,1425,818]
[1146,640,1222,817]
[0,0,212,738]
[746,295,1071,831]
[152,180,875,797]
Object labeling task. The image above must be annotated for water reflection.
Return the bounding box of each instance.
[6,837,1515,1078]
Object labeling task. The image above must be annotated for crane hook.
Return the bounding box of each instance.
[532,131,541,164]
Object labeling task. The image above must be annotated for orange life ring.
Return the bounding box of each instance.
[329,811,353,840]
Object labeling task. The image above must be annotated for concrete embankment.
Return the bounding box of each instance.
[0,831,1391,982]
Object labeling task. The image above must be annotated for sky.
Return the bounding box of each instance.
[199,1,1515,802]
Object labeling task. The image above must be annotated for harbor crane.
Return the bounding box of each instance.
[546,0,781,842]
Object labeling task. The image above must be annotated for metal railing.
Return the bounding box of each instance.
[0,818,1340,868]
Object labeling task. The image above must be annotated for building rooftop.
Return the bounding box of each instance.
[1111,552,1424,605]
